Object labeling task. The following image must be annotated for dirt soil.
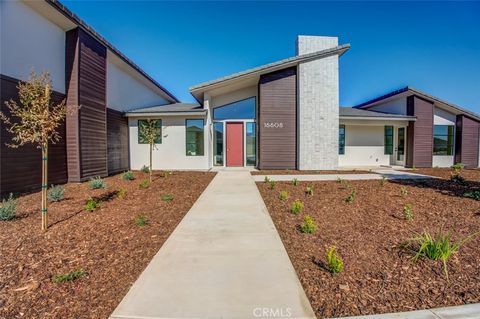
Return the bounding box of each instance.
[0,171,214,319]
[251,170,371,175]
[409,168,480,181]
[257,174,480,318]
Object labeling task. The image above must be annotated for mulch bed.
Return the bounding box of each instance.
[409,168,480,181]
[0,171,214,319]
[257,175,480,318]
[251,170,371,175]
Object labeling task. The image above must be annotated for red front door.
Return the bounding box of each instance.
[226,122,244,167]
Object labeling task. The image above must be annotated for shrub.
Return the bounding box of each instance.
[412,165,417,171]
[84,198,99,212]
[52,269,85,283]
[279,191,288,200]
[122,171,135,181]
[269,180,277,190]
[305,186,314,196]
[336,177,343,183]
[400,186,408,197]
[345,188,356,204]
[164,171,173,178]
[139,179,150,189]
[161,194,174,201]
[292,178,299,186]
[450,173,465,184]
[290,199,304,215]
[89,176,106,189]
[403,204,414,220]
[48,184,65,202]
[338,178,350,189]
[301,215,317,234]
[325,246,344,273]
[464,190,480,201]
[264,176,270,183]
[134,214,149,227]
[451,163,465,174]
[117,187,127,200]
[407,230,479,278]
[379,176,387,186]
[0,194,17,221]
[141,165,150,173]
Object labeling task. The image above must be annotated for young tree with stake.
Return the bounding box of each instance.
[0,71,66,230]
[139,119,161,182]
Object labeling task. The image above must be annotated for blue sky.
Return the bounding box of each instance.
[64,1,480,112]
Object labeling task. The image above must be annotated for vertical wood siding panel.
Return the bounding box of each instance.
[0,75,67,196]
[258,67,297,169]
[107,108,129,174]
[407,96,433,167]
[457,115,479,167]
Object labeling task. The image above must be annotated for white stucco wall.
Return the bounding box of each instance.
[338,125,390,167]
[107,52,171,112]
[210,86,257,109]
[432,106,456,167]
[0,0,66,93]
[129,116,209,170]
[368,97,407,115]
[297,36,339,170]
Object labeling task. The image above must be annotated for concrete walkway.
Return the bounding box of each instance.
[252,169,434,182]
[110,171,315,319]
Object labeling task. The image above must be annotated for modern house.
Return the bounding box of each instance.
[1,0,479,196]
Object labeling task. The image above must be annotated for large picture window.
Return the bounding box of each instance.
[138,119,162,144]
[213,122,224,165]
[433,125,454,155]
[186,119,204,156]
[384,126,393,155]
[339,125,345,155]
[213,97,256,120]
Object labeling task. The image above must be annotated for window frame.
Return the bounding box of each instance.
[384,126,394,155]
[245,122,256,166]
[185,119,205,157]
[138,119,162,144]
[339,124,345,155]
[212,97,256,121]
[433,125,454,156]
[213,121,224,166]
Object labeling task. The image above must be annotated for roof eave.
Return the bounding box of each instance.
[125,110,207,117]
[340,116,416,121]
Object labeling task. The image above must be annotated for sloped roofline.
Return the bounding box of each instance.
[354,86,480,121]
[46,0,179,103]
[189,44,350,95]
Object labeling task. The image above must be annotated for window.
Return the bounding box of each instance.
[384,126,393,155]
[339,125,345,155]
[186,119,204,156]
[213,122,224,165]
[433,125,454,155]
[246,122,256,166]
[213,97,256,120]
[138,119,162,144]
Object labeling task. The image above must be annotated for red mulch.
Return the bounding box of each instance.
[257,173,480,318]
[0,171,214,319]
[251,170,371,175]
[410,168,480,181]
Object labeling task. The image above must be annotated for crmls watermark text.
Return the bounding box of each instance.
[253,307,292,318]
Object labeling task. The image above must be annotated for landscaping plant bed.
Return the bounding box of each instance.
[407,168,480,181]
[251,169,371,175]
[257,176,480,318]
[0,170,215,319]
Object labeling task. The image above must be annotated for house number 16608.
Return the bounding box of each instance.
[263,122,284,128]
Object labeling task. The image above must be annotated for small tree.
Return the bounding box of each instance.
[0,71,66,230]
[139,119,161,182]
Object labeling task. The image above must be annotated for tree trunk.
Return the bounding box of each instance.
[41,145,48,230]
[149,143,152,183]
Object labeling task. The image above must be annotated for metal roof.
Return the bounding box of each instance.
[354,86,480,121]
[189,44,350,94]
[340,107,416,120]
[124,103,206,117]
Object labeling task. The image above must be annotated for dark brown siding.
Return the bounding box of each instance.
[65,28,107,181]
[107,108,129,174]
[258,67,297,169]
[406,96,434,168]
[455,115,479,168]
[0,75,67,196]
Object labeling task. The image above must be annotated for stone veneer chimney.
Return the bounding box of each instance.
[296,35,340,170]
